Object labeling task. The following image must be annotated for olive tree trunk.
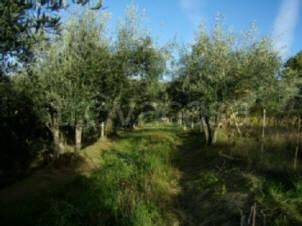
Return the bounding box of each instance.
[100,121,105,139]
[201,116,217,145]
[75,121,82,151]
[50,115,63,155]
[201,115,222,145]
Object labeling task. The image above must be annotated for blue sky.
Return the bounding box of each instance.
[64,0,302,58]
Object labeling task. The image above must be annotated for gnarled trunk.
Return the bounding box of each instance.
[201,116,221,145]
[201,116,214,145]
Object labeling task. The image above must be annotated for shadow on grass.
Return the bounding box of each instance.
[0,126,180,226]
[2,126,302,226]
[173,130,302,226]
[0,174,121,226]
[0,149,153,226]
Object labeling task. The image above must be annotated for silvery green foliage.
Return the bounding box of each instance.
[29,12,110,129]
[110,5,167,127]
[178,18,282,120]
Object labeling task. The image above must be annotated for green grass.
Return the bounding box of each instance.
[1,124,302,226]
[0,126,181,226]
[175,128,302,226]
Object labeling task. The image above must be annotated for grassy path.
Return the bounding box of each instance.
[0,126,182,226]
[173,131,205,225]
[1,126,302,226]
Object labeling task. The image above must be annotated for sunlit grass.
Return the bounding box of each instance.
[0,126,182,226]
[1,124,302,226]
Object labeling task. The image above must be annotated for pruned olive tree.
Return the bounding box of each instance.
[177,20,282,145]
[29,12,111,152]
[108,5,167,130]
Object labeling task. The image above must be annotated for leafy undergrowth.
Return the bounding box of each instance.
[175,130,302,226]
[0,126,181,226]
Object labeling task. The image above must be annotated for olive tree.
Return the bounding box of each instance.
[178,21,281,145]
[29,12,110,152]
[108,5,167,130]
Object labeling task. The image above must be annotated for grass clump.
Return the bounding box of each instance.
[256,179,302,226]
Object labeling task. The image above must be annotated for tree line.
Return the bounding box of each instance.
[168,21,301,145]
[1,1,302,186]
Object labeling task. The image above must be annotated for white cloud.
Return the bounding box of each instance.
[179,0,206,26]
[272,0,300,58]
